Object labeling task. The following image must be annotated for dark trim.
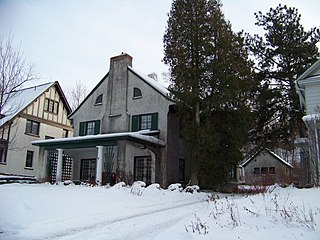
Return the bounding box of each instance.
[32,134,163,150]
[20,113,73,131]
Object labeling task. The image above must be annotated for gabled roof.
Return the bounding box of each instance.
[241,148,293,168]
[68,66,173,119]
[128,66,172,99]
[295,59,320,108]
[0,81,71,127]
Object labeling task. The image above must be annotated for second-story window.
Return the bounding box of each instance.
[44,98,59,114]
[131,113,158,131]
[79,120,100,136]
[25,119,40,136]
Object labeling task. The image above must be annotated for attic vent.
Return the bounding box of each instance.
[133,87,142,98]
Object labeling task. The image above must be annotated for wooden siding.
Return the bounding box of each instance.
[305,82,320,114]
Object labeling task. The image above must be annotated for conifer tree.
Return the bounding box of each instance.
[163,0,254,187]
[247,4,320,150]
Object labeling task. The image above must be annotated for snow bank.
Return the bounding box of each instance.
[0,184,319,240]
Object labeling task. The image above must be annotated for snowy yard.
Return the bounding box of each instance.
[0,182,320,240]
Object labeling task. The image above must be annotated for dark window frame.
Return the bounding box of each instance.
[133,87,142,98]
[44,98,59,114]
[95,94,103,105]
[253,167,260,175]
[25,119,40,136]
[79,120,100,136]
[269,167,275,175]
[261,167,268,175]
[131,113,158,132]
[134,156,152,185]
[25,150,34,169]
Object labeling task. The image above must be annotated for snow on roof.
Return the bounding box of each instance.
[128,66,171,99]
[302,113,320,122]
[241,148,293,168]
[32,130,165,147]
[0,82,54,126]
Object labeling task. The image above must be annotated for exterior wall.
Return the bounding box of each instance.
[0,84,73,179]
[0,116,73,179]
[72,77,108,136]
[304,81,320,114]
[243,150,292,184]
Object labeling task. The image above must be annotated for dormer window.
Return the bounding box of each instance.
[133,87,142,98]
[95,94,103,105]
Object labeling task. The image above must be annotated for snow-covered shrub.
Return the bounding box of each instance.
[167,183,183,192]
[112,182,126,189]
[130,181,146,196]
[184,185,200,194]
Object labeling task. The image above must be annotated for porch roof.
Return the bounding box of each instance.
[32,130,165,150]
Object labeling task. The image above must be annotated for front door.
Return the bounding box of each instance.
[80,159,96,183]
[134,156,151,185]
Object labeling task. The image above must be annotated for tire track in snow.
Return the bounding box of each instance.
[45,199,204,240]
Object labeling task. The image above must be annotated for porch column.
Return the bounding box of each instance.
[96,146,105,186]
[56,148,64,183]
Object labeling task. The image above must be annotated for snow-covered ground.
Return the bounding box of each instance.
[0,182,319,240]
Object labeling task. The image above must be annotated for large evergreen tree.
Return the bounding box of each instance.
[247,4,320,150]
[163,0,254,188]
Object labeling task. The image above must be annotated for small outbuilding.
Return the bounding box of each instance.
[241,148,293,185]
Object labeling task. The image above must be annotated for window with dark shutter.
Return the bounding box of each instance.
[131,113,158,131]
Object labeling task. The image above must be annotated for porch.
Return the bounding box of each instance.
[32,131,165,185]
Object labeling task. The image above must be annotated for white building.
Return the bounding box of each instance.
[0,82,73,181]
[296,59,320,185]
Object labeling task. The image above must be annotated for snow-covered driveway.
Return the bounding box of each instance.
[1,183,320,240]
[0,183,207,240]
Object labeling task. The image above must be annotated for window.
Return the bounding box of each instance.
[26,120,40,136]
[25,151,33,168]
[44,98,59,114]
[261,167,268,175]
[269,167,275,175]
[79,120,100,136]
[131,113,158,131]
[80,159,96,182]
[253,167,260,175]
[62,129,68,138]
[45,136,54,140]
[134,157,151,185]
[0,146,6,163]
[95,94,103,105]
[133,87,142,98]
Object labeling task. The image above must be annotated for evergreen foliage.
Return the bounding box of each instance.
[246,4,320,150]
[163,0,254,188]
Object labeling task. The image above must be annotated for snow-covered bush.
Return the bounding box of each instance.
[184,185,200,194]
[167,183,183,192]
[112,182,126,189]
[130,181,146,196]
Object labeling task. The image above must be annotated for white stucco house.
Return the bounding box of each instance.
[33,53,189,187]
[0,82,73,181]
[295,59,320,185]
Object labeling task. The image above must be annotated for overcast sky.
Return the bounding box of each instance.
[1,0,319,92]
